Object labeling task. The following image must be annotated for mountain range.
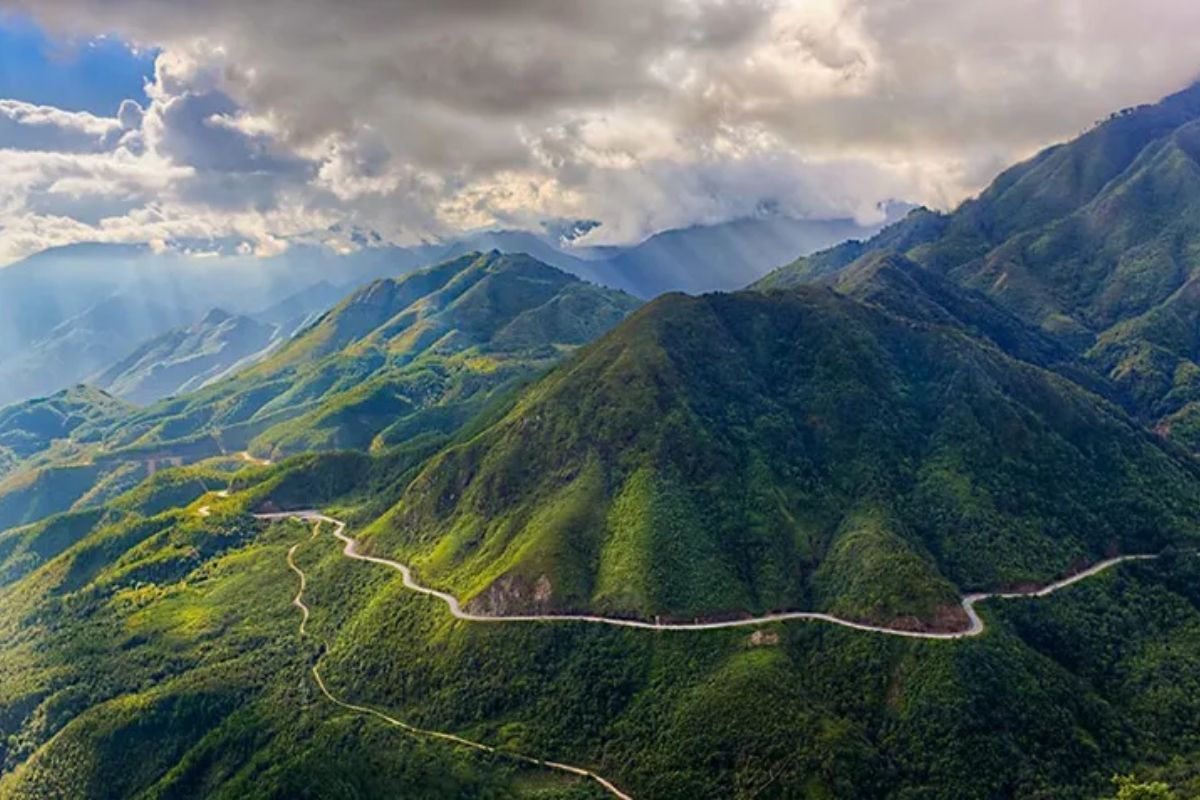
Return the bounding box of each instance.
[759,82,1200,456]
[4,85,1200,800]
[0,212,893,410]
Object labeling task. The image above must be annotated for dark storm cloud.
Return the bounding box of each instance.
[2,0,1200,253]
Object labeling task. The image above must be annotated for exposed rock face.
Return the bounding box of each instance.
[748,630,780,647]
[466,573,555,615]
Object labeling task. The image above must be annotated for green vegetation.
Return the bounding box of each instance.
[1109,775,1179,800]
[96,251,638,463]
[10,85,1200,800]
[755,83,1200,452]
[0,252,638,539]
[366,287,1200,627]
[0,385,132,474]
[5,471,1200,798]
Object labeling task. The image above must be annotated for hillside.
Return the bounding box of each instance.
[94,309,281,405]
[0,386,132,475]
[755,83,1200,451]
[1,434,1199,799]
[363,287,1200,628]
[93,251,639,463]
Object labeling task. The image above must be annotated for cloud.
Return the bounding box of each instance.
[0,98,127,152]
[1,0,1200,256]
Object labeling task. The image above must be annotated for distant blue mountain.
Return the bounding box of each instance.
[0,211,897,406]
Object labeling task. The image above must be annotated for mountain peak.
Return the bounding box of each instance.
[200,308,234,326]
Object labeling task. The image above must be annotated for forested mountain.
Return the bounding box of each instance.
[0,214,883,409]
[758,83,1200,452]
[93,310,281,405]
[0,252,639,537]
[365,286,1200,627]
[7,85,1200,800]
[100,251,639,461]
[0,386,131,479]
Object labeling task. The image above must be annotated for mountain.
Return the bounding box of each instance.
[753,206,951,291]
[822,252,1082,373]
[0,252,638,540]
[88,280,354,408]
[252,280,350,335]
[0,244,439,408]
[12,81,1200,800]
[4,288,1200,799]
[92,309,282,405]
[95,251,640,461]
[370,214,904,299]
[757,82,1200,451]
[0,294,194,407]
[0,213,891,408]
[364,286,1200,627]
[587,212,902,298]
[0,387,139,532]
[0,386,131,476]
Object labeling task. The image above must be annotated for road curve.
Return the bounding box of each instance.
[256,511,1161,640]
[196,489,231,519]
[286,524,633,800]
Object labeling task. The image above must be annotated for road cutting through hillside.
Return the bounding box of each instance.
[254,506,1166,800]
[256,510,1161,640]
[285,521,634,800]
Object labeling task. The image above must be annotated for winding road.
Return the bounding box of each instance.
[285,519,634,800]
[239,504,1164,800]
[240,451,273,467]
[257,510,1161,640]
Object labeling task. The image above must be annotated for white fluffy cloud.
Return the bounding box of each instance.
[2,0,1200,260]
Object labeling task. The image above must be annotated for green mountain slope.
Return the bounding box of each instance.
[362,287,1200,627]
[99,251,639,462]
[0,252,638,541]
[94,309,281,405]
[2,449,1200,799]
[0,386,131,473]
[757,83,1200,451]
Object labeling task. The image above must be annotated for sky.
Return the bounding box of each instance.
[1,0,1199,265]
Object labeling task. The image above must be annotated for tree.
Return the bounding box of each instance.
[1111,774,1178,800]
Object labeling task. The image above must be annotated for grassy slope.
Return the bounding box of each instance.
[365,288,1200,627]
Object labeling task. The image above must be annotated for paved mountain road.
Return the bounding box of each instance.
[285,520,634,800]
[258,510,1160,640]
[232,503,1166,800]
